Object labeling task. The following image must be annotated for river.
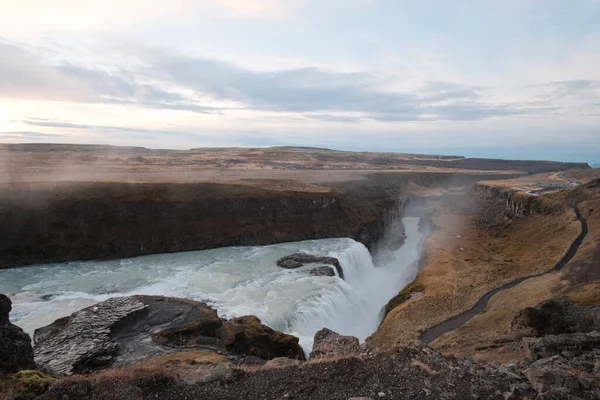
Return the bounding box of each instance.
[0,217,424,352]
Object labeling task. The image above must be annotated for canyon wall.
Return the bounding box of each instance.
[474,183,568,217]
[0,173,519,268]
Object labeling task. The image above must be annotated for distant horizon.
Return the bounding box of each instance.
[3,141,595,165]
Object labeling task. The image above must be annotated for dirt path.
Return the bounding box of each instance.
[419,205,589,344]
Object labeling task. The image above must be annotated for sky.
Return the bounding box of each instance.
[0,0,599,162]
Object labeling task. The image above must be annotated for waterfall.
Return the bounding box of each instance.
[0,218,424,355]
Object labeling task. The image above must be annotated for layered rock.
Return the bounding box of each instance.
[521,332,600,398]
[39,335,539,400]
[309,328,362,360]
[1,172,522,269]
[512,299,600,336]
[229,316,305,361]
[0,294,36,374]
[474,183,568,218]
[277,253,344,279]
[34,296,304,376]
[0,182,385,269]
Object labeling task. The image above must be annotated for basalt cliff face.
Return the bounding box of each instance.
[0,172,514,268]
[474,183,568,217]
[0,182,381,268]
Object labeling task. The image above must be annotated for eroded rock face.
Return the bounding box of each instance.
[41,340,540,400]
[34,296,305,376]
[512,299,600,336]
[521,332,600,398]
[277,253,344,279]
[310,328,362,360]
[0,294,36,374]
[230,316,305,361]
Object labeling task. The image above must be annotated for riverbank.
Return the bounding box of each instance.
[371,178,600,363]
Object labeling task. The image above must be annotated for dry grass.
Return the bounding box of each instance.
[0,144,524,186]
[130,351,227,369]
[0,370,57,400]
[432,273,564,359]
[565,282,600,306]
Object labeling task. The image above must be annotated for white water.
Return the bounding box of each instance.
[0,217,424,352]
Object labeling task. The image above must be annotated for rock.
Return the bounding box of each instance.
[0,294,11,325]
[309,266,336,277]
[310,328,361,360]
[230,315,306,361]
[512,300,600,336]
[33,341,548,400]
[277,253,344,279]
[34,296,305,376]
[0,294,36,374]
[523,331,600,361]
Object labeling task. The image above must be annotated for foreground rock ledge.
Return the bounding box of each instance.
[0,294,36,374]
[33,295,305,376]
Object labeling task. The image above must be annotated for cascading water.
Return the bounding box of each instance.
[0,217,424,353]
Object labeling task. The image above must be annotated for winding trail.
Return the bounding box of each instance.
[419,205,588,344]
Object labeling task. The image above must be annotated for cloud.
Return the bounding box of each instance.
[0,40,573,123]
[152,52,537,121]
[0,41,218,113]
[530,80,600,115]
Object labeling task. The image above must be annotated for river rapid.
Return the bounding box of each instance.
[0,217,424,352]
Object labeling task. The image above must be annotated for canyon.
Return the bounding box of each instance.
[1,144,599,399]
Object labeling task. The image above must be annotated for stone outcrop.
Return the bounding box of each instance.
[512,299,600,336]
[523,331,600,361]
[34,296,305,376]
[474,183,568,219]
[277,253,344,279]
[229,316,305,361]
[310,328,362,360]
[521,332,600,398]
[39,337,539,400]
[0,294,36,374]
[23,327,600,399]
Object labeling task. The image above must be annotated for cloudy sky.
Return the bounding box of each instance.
[1,0,599,161]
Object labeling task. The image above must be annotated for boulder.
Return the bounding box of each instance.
[522,331,600,361]
[276,253,344,279]
[34,296,305,376]
[511,300,600,336]
[310,328,361,360]
[230,315,305,361]
[0,294,36,374]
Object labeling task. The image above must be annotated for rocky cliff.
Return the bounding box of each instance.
[474,183,568,218]
[0,173,517,268]
[0,182,386,268]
